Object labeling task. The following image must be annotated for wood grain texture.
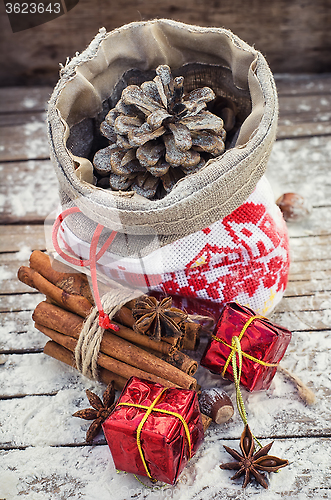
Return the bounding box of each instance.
[0,0,330,87]
[0,78,330,499]
[0,252,36,294]
[0,160,59,223]
[277,93,331,139]
[0,225,47,253]
[275,74,331,96]
[274,292,331,313]
[289,236,331,261]
[266,135,331,207]
[0,292,43,313]
[0,87,53,113]
[0,324,329,436]
[285,279,331,297]
[1,438,329,498]
[0,112,49,161]
[290,258,331,275]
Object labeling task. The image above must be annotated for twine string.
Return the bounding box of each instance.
[75,287,142,380]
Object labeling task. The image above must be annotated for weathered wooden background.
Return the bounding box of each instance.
[1,1,331,497]
[0,74,331,498]
[1,0,331,86]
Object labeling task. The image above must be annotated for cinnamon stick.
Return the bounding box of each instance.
[21,258,197,351]
[33,301,197,377]
[28,251,140,318]
[99,330,197,390]
[43,340,126,390]
[30,250,94,304]
[45,340,211,431]
[33,301,83,338]
[33,304,197,390]
[113,306,135,328]
[18,266,93,318]
[180,321,201,350]
[143,347,198,376]
[24,253,201,351]
[33,301,175,356]
[111,321,175,355]
[38,325,179,389]
[122,299,137,310]
[34,301,197,376]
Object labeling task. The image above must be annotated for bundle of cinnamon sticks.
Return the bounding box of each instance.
[18,251,201,393]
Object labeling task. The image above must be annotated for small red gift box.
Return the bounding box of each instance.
[103,376,204,485]
[200,302,292,391]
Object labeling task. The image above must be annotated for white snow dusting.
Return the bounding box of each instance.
[0,87,330,500]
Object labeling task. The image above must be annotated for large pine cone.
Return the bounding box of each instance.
[93,65,226,199]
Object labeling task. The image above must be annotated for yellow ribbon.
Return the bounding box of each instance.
[211,315,279,378]
[212,314,279,448]
[117,388,192,481]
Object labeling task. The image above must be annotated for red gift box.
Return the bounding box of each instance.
[150,291,221,324]
[102,376,204,485]
[200,302,292,391]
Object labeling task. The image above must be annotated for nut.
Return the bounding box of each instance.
[276,192,312,222]
[199,388,234,425]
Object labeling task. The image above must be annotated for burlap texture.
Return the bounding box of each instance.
[47,19,278,243]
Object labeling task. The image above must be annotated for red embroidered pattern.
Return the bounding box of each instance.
[59,180,290,314]
[153,200,290,311]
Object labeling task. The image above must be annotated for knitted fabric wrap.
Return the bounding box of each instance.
[47,19,288,314]
[60,176,290,315]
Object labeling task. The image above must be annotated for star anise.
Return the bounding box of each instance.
[220,425,289,489]
[73,383,116,442]
[132,295,187,341]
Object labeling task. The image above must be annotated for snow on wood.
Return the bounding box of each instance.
[0,226,46,253]
[0,160,59,223]
[0,437,330,499]
[0,78,330,500]
[0,112,49,162]
[0,87,53,114]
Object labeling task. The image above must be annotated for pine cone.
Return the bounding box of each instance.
[93,65,226,199]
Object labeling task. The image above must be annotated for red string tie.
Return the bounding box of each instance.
[52,206,120,331]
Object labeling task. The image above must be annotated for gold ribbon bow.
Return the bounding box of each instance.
[117,388,192,481]
[211,315,279,446]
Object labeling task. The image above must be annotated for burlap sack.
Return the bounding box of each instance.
[47,19,288,314]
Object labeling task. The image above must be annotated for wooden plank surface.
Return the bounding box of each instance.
[266,135,331,206]
[1,0,331,88]
[0,112,49,162]
[277,92,331,139]
[0,87,53,114]
[0,293,43,313]
[0,160,59,223]
[0,226,47,253]
[1,437,329,498]
[0,78,330,499]
[275,74,331,96]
